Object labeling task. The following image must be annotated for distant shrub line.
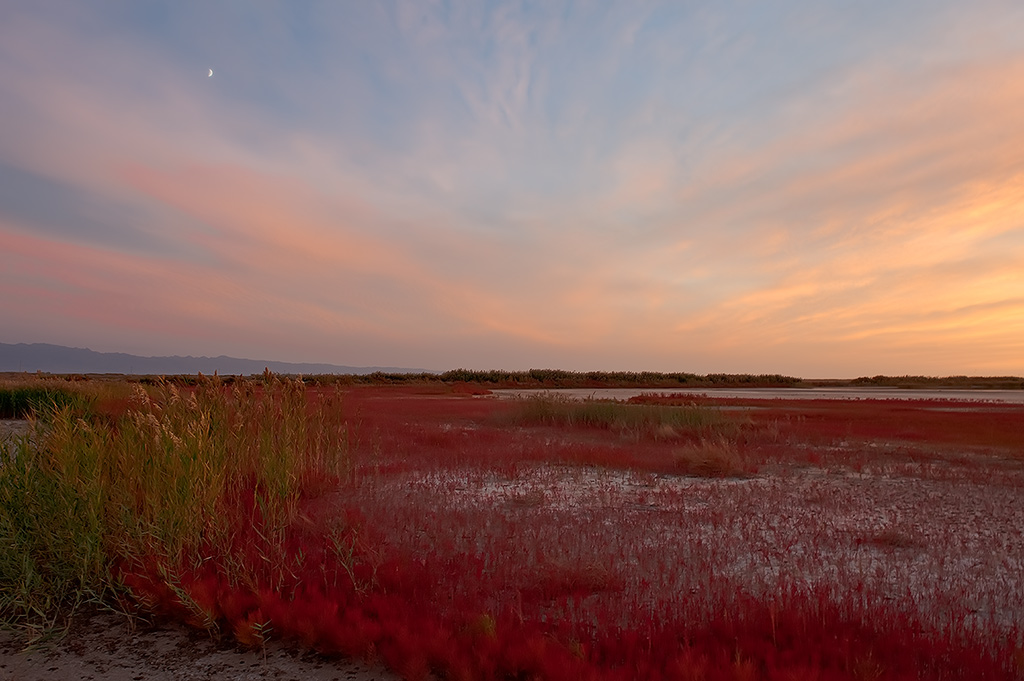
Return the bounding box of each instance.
[438,368,800,387]
[850,375,1024,389]
[10,370,1024,391]
[204,369,800,388]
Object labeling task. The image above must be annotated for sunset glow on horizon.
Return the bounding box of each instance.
[2,2,1023,377]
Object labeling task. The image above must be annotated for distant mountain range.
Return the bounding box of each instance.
[0,343,431,376]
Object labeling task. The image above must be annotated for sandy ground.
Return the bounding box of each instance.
[0,610,399,681]
[0,420,29,436]
[0,419,30,458]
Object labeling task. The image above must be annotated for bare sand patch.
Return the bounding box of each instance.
[0,610,398,681]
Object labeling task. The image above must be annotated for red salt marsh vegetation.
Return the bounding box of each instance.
[1,375,1022,680]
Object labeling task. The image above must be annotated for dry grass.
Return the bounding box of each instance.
[0,376,351,634]
[672,438,747,477]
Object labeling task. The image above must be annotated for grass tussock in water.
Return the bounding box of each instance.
[0,380,98,419]
[509,393,732,439]
[0,376,351,635]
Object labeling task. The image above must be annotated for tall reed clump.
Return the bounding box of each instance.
[0,376,352,634]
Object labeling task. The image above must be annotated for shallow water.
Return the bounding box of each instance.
[490,387,1024,404]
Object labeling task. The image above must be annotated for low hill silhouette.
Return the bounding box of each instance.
[0,342,427,376]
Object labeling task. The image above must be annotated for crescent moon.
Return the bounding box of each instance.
[208,69,213,77]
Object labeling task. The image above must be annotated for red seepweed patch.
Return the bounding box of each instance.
[115,386,1024,680]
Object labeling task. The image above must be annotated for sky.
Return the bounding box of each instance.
[2,1,1023,377]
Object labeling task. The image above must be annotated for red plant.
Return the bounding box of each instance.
[115,386,1024,680]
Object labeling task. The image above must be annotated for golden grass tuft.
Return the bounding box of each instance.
[672,438,746,477]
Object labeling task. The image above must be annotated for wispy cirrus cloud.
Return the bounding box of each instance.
[2,1,1023,374]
